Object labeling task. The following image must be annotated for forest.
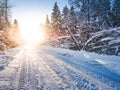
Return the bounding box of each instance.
[45,0,120,55]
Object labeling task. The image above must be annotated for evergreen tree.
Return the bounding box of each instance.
[45,15,51,29]
[13,19,19,30]
[112,0,120,27]
[61,5,69,35]
[81,0,92,26]
[68,5,77,34]
[12,19,21,45]
[62,5,69,19]
[45,15,52,37]
[65,5,81,50]
[0,0,12,50]
[91,0,111,29]
[51,2,62,36]
[0,0,10,30]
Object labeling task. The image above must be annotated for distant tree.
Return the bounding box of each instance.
[51,2,62,36]
[112,0,120,27]
[13,19,19,30]
[45,15,52,37]
[11,19,20,45]
[45,15,51,30]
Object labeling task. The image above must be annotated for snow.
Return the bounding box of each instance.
[100,37,113,42]
[42,46,120,89]
[84,27,120,55]
[0,45,120,89]
[0,52,13,70]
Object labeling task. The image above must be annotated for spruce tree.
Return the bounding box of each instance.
[61,5,69,35]
[13,19,19,30]
[91,0,111,29]
[112,0,120,27]
[45,15,51,29]
[51,2,62,36]
[45,15,52,36]
[68,5,77,34]
[62,5,69,19]
[0,0,10,30]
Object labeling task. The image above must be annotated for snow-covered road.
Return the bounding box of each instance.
[0,45,119,90]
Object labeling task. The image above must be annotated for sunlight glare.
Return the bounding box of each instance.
[19,18,45,44]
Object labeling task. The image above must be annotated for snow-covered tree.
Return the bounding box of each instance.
[68,5,77,34]
[45,15,52,38]
[0,0,10,30]
[7,19,20,46]
[45,15,51,30]
[51,2,62,36]
[84,27,120,55]
[112,0,120,27]
[0,0,12,51]
[61,5,69,35]
[62,5,69,19]
[91,0,111,30]
[62,5,81,50]
[13,19,19,31]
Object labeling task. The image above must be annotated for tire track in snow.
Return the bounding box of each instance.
[39,50,114,90]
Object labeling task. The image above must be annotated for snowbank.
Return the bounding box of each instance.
[42,46,120,89]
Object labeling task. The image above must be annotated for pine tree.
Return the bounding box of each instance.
[0,0,10,30]
[45,15,51,36]
[45,15,50,29]
[0,0,12,50]
[51,2,62,36]
[12,19,21,45]
[91,0,111,29]
[62,5,69,19]
[112,0,120,27]
[68,5,77,34]
[65,5,81,50]
[61,5,69,35]
[13,19,19,30]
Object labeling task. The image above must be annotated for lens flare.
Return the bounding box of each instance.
[19,20,45,44]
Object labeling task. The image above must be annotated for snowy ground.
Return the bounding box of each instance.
[0,45,120,90]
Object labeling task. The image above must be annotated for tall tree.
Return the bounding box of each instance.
[11,19,21,45]
[62,5,69,19]
[68,5,77,34]
[112,0,120,27]
[61,5,69,35]
[51,2,62,36]
[69,0,92,24]
[45,15,52,37]
[0,0,10,30]
[45,15,51,29]
[64,5,81,50]
[91,0,111,29]
[0,0,12,50]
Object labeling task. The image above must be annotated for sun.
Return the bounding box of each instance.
[19,19,45,44]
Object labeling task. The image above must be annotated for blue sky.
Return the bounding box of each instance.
[11,0,68,25]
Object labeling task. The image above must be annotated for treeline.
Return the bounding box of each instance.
[45,0,120,55]
[0,0,20,51]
